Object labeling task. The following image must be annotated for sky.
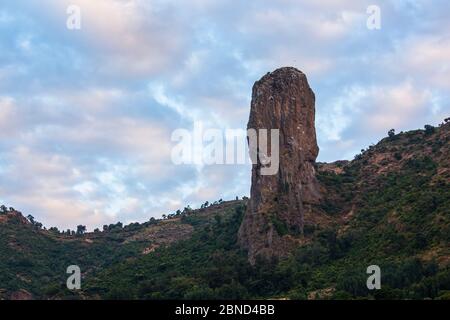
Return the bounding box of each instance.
[0,0,449,230]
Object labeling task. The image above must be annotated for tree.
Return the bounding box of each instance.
[424,124,435,135]
[76,225,87,235]
[183,206,192,214]
[0,205,7,213]
[27,215,35,224]
[49,227,59,234]
[388,128,395,138]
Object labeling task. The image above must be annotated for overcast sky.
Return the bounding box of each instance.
[0,0,449,230]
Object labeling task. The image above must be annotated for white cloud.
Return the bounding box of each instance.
[1,0,449,229]
[0,96,19,135]
[40,0,187,76]
[317,86,367,141]
[390,36,450,90]
[364,82,432,131]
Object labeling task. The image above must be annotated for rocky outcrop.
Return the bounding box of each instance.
[238,67,321,264]
[0,210,29,225]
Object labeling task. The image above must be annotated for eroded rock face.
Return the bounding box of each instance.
[238,67,320,264]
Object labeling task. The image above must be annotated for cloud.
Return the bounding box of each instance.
[386,36,450,90]
[364,82,432,131]
[317,81,445,161]
[42,0,187,77]
[0,96,17,133]
[0,87,191,228]
[0,0,449,229]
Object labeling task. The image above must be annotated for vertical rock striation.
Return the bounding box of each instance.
[238,67,321,264]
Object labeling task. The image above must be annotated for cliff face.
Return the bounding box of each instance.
[238,67,321,263]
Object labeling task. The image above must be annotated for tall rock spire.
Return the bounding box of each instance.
[238,67,321,264]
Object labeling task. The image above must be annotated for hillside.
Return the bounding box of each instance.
[0,200,243,299]
[0,122,449,300]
